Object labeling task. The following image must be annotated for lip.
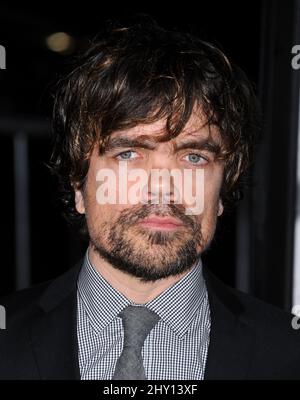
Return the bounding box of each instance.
[138,216,184,230]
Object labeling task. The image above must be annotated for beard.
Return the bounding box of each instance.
[88,203,206,282]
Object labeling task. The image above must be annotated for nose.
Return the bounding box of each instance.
[141,169,181,205]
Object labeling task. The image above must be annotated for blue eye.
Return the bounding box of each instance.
[116,150,137,160]
[184,153,207,165]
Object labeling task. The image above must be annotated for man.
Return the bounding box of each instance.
[1,16,300,380]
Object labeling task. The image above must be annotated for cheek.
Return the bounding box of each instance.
[203,184,221,213]
[204,164,223,199]
[83,172,127,227]
[199,175,223,238]
[181,167,222,214]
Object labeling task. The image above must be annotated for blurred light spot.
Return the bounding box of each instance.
[46,32,74,53]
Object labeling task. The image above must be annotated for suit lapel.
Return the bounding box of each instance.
[203,267,257,379]
[28,258,257,380]
[29,260,83,380]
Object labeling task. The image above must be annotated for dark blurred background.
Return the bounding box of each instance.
[1,0,300,313]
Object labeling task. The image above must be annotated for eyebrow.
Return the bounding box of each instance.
[174,139,221,154]
[103,136,157,152]
[103,135,221,154]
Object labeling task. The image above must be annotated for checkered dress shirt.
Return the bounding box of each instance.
[76,249,211,379]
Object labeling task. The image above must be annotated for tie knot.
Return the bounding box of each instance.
[118,305,160,348]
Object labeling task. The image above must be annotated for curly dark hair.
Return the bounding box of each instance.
[48,15,261,238]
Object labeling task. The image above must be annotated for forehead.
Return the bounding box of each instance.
[108,108,222,144]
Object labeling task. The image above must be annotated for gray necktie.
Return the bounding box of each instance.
[112,305,161,380]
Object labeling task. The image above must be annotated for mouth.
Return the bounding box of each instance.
[138,216,184,231]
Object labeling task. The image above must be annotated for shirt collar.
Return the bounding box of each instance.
[77,248,207,339]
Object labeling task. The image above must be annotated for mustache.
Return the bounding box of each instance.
[116,203,198,230]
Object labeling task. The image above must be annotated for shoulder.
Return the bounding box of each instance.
[234,288,300,377]
[0,280,52,306]
[0,260,83,329]
[227,282,297,331]
[204,268,300,378]
[0,279,53,328]
[204,266,296,322]
[204,267,300,344]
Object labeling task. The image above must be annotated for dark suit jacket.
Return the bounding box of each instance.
[0,259,300,380]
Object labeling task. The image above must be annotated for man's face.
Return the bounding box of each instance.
[75,110,225,282]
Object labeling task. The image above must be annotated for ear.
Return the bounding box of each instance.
[217,198,224,216]
[75,189,85,214]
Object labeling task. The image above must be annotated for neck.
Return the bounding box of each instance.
[87,244,192,304]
